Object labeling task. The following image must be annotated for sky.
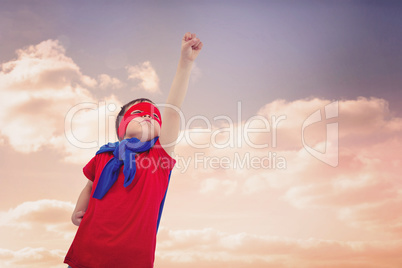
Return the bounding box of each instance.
[0,0,402,267]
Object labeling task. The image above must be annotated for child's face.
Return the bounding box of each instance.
[122,101,161,142]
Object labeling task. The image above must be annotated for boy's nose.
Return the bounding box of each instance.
[143,114,151,119]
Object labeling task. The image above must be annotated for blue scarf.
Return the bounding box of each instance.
[92,137,159,199]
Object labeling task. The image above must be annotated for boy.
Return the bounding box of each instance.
[64,32,203,268]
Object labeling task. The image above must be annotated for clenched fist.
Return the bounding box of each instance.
[180,32,203,63]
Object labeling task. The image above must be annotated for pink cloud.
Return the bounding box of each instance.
[0,39,123,163]
[1,40,401,268]
[154,227,402,268]
[0,247,65,268]
[339,197,402,235]
[1,199,401,268]
[98,74,124,90]
[165,96,402,240]
[126,61,161,93]
[0,200,77,244]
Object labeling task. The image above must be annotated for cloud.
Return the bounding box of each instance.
[339,196,402,235]
[0,247,66,268]
[2,198,402,268]
[285,173,399,209]
[0,200,77,267]
[126,61,160,93]
[189,62,202,84]
[168,97,402,237]
[154,227,402,268]
[97,74,124,90]
[1,39,401,266]
[255,98,402,235]
[254,97,402,150]
[1,40,78,90]
[0,200,76,240]
[0,39,123,164]
[0,199,74,227]
[199,177,237,195]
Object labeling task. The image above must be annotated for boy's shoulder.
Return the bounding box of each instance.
[87,150,114,168]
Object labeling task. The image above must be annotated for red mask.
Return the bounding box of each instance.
[118,102,162,140]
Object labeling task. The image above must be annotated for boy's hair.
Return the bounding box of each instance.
[115,98,155,141]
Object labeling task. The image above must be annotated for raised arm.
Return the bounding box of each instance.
[159,32,203,155]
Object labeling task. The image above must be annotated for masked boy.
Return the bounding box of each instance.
[64,32,203,268]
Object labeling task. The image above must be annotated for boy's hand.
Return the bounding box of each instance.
[180,32,203,64]
[72,210,85,226]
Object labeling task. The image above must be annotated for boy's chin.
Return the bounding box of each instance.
[138,136,156,142]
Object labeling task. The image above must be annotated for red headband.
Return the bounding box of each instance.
[118,102,162,140]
